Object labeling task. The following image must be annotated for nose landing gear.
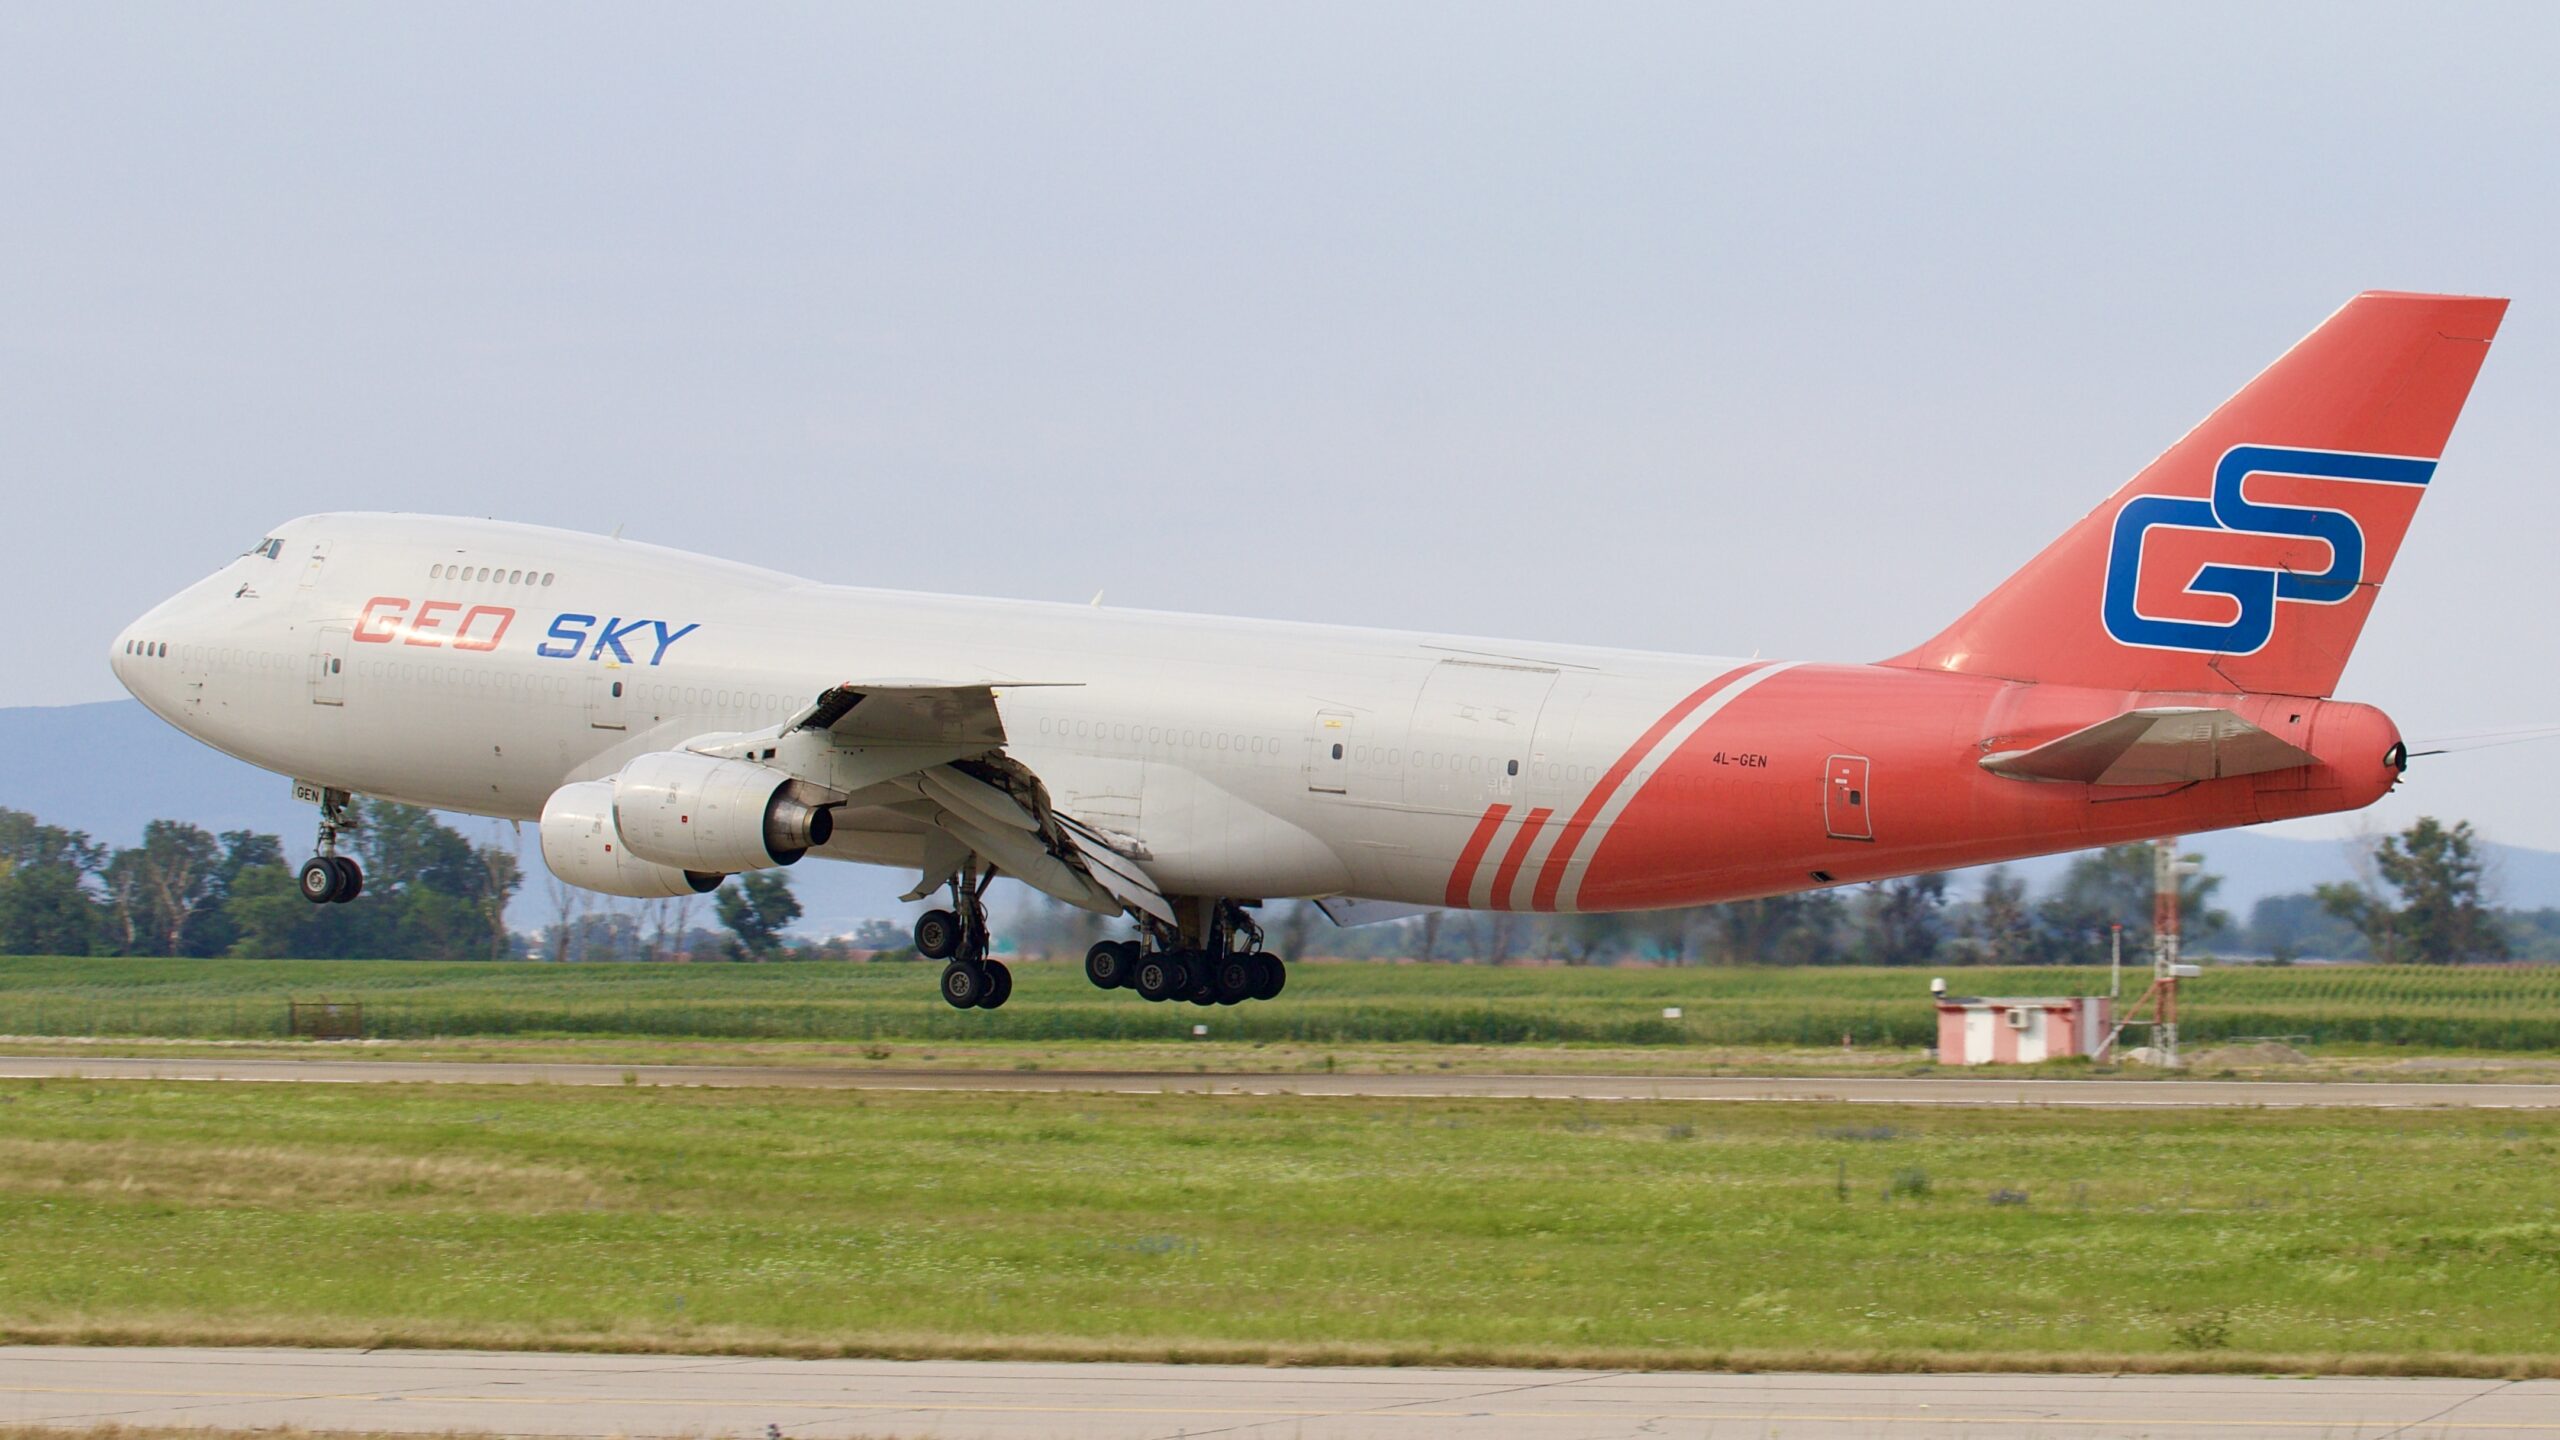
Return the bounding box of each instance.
[297,785,364,905]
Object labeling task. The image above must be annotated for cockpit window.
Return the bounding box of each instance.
[247,538,284,560]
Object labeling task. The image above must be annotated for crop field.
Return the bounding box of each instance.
[4,956,2560,1051]
[1,1078,2554,1374]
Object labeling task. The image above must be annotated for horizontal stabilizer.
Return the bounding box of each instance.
[1980,707,2318,786]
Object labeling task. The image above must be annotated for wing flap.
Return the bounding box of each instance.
[1981,707,2319,786]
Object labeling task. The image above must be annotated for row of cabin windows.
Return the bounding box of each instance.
[1024,717,1596,784]
[123,640,168,658]
[1034,716,1286,754]
[430,563,555,586]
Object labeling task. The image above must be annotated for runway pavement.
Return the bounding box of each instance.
[2,1052,2557,1106]
[3,1347,2554,1439]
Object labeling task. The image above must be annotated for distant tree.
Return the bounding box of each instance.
[0,863,101,956]
[1963,866,2041,964]
[716,871,801,961]
[2317,817,2507,964]
[103,820,223,957]
[2038,844,2227,962]
[0,808,104,956]
[185,830,289,956]
[1857,872,1950,965]
[1696,891,1843,965]
[851,917,910,957]
[2243,891,2368,962]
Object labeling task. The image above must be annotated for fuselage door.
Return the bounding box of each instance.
[310,627,349,707]
[1306,709,1355,794]
[1824,753,1873,841]
[588,674,628,730]
[1405,660,1558,812]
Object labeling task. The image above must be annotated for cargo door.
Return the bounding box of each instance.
[309,627,349,707]
[1824,753,1873,841]
[1405,660,1557,813]
[587,673,628,730]
[1306,709,1355,794]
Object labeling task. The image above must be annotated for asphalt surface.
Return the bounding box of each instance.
[2,1053,2557,1106]
[3,1347,2554,1438]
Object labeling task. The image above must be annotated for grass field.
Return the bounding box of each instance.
[4,956,2560,1051]
[1,1078,2554,1375]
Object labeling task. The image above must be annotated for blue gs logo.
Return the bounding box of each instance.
[2101,445,2435,655]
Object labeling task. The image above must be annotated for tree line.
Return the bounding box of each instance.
[1015,816,2532,968]
[0,804,805,962]
[0,802,2533,965]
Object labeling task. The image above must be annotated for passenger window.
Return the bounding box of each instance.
[1331,743,1344,760]
[542,572,555,586]
[613,681,624,699]
[509,570,522,584]
[1507,760,1519,776]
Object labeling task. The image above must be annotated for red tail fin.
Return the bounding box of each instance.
[1886,291,2505,697]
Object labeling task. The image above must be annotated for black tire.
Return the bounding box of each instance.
[939,960,988,1009]
[1188,986,1218,1007]
[329,856,363,904]
[1085,940,1130,990]
[1134,954,1190,1002]
[915,909,962,961]
[1249,953,1287,1001]
[975,960,1012,1010]
[297,857,341,905]
[1211,953,1255,1005]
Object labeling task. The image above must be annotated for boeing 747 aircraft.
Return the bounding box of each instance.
[114,291,2504,1009]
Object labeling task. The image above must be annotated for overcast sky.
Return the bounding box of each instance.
[5,2,2555,854]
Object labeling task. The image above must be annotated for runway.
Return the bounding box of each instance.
[2,1053,2557,1107]
[3,1347,2554,1439]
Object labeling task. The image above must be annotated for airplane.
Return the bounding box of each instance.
[113,290,2504,1010]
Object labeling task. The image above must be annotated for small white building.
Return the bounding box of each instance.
[1933,988,2113,1065]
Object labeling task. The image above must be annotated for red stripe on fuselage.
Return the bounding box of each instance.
[1530,661,1769,912]
[1444,804,1513,908]
[1486,806,1552,911]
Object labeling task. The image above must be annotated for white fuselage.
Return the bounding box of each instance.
[113,513,1758,911]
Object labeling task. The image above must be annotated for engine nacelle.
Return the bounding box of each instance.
[611,750,834,873]
[538,781,723,900]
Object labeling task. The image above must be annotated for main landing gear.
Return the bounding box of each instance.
[1085,900,1287,1008]
[919,866,1012,1010]
[297,786,364,905]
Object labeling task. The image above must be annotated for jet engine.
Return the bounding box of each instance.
[538,781,723,900]
[610,751,835,873]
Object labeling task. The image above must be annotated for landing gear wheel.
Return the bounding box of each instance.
[298,857,343,905]
[1085,939,1135,990]
[1188,985,1219,1007]
[327,856,363,904]
[974,960,1012,1010]
[939,960,990,1009]
[1134,954,1190,1002]
[1249,953,1286,1001]
[915,908,963,961]
[1211,953,1255,1006]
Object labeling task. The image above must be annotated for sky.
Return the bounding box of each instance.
[4,2,2556,853]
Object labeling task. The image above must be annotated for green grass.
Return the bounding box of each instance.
[4,956,2560,1050]
[1,1078,2555,1373]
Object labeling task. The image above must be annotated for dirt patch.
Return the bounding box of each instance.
[2187,1042,2310,1068]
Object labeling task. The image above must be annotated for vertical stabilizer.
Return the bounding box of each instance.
[1885,291,2505,696]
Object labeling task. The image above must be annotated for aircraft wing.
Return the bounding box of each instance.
[705,679,1172,925]
[787,680,1078,747]
[1979,707,2319,786]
